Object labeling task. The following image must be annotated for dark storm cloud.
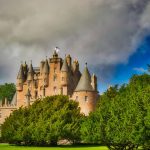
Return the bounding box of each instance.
[0,0,150,84]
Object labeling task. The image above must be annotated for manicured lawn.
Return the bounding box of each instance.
[0,144,108,150]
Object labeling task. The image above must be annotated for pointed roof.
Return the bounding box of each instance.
[75,64,94,92]
[27,61,34,81]
[43,59,49,74]
[61,58,69,72]
[17,64,25,80]
[28,62,34,74]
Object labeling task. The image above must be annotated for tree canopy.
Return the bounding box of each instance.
[1,95,83,146]
[81,74,150,150]
[0,83,16,102]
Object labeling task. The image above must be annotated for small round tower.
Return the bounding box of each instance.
[16,63,25,91]
[60,57,69,95]
[42,58,49,87]
[72,63,99,116]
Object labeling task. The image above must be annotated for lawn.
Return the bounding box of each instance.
[0,144,108,150]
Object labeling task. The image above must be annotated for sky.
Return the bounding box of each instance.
[0,0,150,93]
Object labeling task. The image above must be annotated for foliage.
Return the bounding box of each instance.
[1,95,83,146]
[99,74,150,150]
[81,74,150,150]
[0,83,16,101]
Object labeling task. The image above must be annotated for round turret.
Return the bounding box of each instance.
[61,58,69,86]
[72,63,99,116]
[40,60,45,75]
[16,64,25,91]
[27,62,34,81]
[42,59,49,87]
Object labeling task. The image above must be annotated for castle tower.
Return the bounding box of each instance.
[61,57,69,95]
[23,61,28,79]
[27,62,34,82]
[16,63,25,91]
[16,63,26,108]
[48,50,63,95]
[40,60,45,75]
[72,63,99,116]
[42,58,49,87]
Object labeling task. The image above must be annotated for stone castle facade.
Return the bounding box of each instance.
[0,50,99,126]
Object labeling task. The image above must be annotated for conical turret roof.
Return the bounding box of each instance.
[28,62,34,74]
[43,59,49,74]
[75,64,94,92]
[61,58,69,72]
[17,64,25,80]
[27,62,34,81]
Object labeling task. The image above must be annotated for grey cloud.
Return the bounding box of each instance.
[0,0,150,85]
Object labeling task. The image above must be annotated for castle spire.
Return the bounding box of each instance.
[17,63,25,81]
[61,57,69,72]
[27,61,34,81]
[43,58,49,74]
[75,63,93,92]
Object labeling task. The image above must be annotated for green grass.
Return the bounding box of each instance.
[0,144,108,150]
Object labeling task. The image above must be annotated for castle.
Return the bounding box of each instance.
[0,50,99,126]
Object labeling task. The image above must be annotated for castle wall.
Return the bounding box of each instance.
[0,106,17,126]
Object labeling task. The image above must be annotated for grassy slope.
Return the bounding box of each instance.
[0,144,108,150]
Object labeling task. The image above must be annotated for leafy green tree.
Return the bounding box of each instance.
[1,95,83,146]
[0,83,16,102]
[82,74,150,150]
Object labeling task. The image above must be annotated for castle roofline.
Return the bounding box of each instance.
[75,64,94,92]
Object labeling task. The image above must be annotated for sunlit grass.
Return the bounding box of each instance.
[0,143,108,150]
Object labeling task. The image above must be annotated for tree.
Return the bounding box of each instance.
[86,74,150,150]
[1,95,83,146]
[0,83,16,102]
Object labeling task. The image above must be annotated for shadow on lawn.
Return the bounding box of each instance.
[9,143,103,148]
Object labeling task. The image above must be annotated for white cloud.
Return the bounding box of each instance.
[133,67,148,73]
[0,0,150,83]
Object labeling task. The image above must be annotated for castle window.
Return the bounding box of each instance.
[34,80,38,88]
[76,96,78,101]
[53,87,57,94]
[54,68,56,73]
[53,75,57,82]
[35,91,38,99]
[85,96,88,102]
